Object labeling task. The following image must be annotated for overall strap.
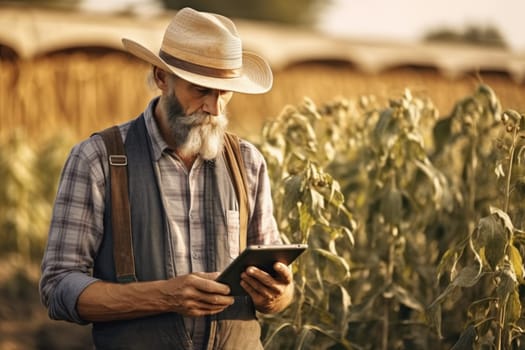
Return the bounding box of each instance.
[97,126,137,283]
[223,133,249,252]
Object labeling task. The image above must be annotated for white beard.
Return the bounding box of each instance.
[177,113,228,160]
[162,88,229,160]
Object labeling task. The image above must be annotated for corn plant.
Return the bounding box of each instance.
[258,85,525,349]
[258,90,452,349]
[429,86,525,350]
[327,91,452,350]
[258,99,356,349]
[0,131,71,261]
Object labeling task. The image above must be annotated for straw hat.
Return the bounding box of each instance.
[122,7,273,94]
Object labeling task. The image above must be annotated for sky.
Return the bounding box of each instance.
[80,0,525,52]
[318,0,525,52]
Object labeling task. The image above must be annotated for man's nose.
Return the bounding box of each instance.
[202,91,223,116]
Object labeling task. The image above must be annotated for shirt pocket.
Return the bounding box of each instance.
[226,210,240,259]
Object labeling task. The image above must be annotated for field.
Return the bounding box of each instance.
[0,50,525,350]
[1,52,524,143]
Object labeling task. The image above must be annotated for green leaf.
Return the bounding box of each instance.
[260,143,284,167]
[310,248,350,285]
[298,202,316,239]
[452,265,482,288]
[329,285,352,335]
[502,109,522,125]
[477,215,507,269]
[496,268,516,301]
[415,159,453,211]
[509,245,524,283]
[489,206,514,238]
[339,226,355,247]
[350,284,388,320]
[380,185,403,226]
[286,152,308,175]
[450,325,476,350]
[374,109,394,140]
[506,290,521,324]
[477,318,493,337]
[436,248,459,280]
[309,188,330,226]
[297,324,339,350]
[323,141,336,163]
[262,322,294,348]
[429,265,481,309]
[466,298,492,325]
[391,284,424,312]
[426,303,443,339]
[283,175,303,214]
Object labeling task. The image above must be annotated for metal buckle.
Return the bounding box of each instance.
[109,155,127,166]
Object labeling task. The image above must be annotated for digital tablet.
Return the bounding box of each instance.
[216,244,308,296]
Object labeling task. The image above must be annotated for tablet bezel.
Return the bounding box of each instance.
[216,244,308,296]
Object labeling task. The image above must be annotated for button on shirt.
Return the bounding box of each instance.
[39,98,281,325]
[158,150,209,276]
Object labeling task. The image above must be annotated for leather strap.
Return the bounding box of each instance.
[223,133,249,252]
[97,126,137,283]
[159,50,241,79]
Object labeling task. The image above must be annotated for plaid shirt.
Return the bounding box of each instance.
[39,98,280,324]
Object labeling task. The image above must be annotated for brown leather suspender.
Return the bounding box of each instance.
[223,132,250,253]
[98,126,137,283]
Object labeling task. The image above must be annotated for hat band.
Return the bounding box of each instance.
[159,50,241,79]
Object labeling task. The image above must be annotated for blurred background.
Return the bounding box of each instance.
[0,0,524,348]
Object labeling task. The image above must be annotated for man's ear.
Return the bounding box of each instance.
[153,66,170,91]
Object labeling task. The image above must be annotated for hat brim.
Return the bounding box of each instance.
[122,38,273,94]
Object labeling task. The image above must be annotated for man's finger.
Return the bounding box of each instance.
[273,263,293,283]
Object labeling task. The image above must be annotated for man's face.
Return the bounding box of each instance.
[162,76,233,160]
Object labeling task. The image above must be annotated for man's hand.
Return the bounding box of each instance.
[161,272,235,317]
[77,272,234,322]
[240,262,294,314]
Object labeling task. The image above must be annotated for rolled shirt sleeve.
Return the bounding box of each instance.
[39,136,108,324]
[43,272,99,324]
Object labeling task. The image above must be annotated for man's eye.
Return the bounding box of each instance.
[196,87,210,95]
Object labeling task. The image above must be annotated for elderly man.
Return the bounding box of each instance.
[40,7,293,349]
